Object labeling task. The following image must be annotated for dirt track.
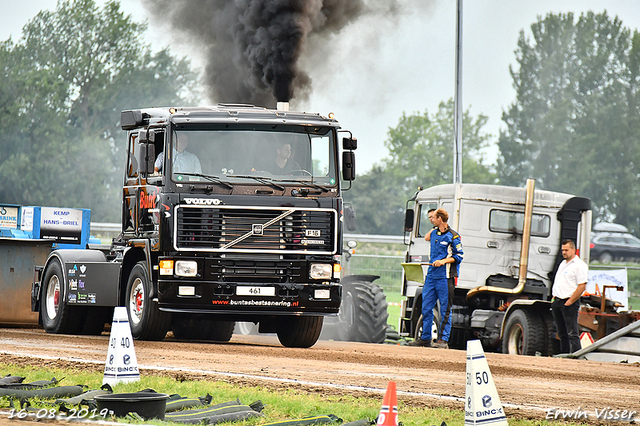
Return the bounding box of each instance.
[0,328,639,424]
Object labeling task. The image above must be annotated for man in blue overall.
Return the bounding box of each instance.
[409,208,463,349]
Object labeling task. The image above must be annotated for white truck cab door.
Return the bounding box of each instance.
[455,199,557,290]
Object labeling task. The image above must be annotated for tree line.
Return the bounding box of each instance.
[0,2,637,235]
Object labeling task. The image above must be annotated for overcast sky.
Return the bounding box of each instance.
[1,0,639,173]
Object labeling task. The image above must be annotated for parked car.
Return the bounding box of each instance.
[590,223,640,263]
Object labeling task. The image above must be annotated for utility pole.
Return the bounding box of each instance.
[453,0,463,184]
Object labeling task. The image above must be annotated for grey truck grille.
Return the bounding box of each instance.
[174,205,337,254]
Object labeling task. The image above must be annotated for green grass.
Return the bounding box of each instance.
[385,292,403,331]
[0,361,586,426]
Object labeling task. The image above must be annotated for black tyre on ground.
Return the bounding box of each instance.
[320,279,389,343]
[77,307,109,335]
[171,316,198,340]
[40,259,83,334]
[501,309,545,355]
[202,320,235,341]
[125,261,171,341]
[276,316,323,348]
[172,316,235,342]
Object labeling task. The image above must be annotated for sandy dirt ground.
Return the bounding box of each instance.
[0,328,639,425]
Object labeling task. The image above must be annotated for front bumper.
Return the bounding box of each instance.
[157,279,341,316]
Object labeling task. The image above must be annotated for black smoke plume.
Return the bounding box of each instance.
[142,0,392,106]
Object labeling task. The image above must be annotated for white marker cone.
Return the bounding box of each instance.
[464,340,508,425]
[103,307,140,386]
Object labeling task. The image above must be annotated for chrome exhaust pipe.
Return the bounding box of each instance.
[467,178,536,298]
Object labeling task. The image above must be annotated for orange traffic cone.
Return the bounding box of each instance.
[377,381,398,426]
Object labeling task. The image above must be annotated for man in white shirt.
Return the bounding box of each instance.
[552,239,588,353]
[154,133,202,175]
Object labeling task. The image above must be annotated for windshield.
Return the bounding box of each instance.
[162,127,337,186]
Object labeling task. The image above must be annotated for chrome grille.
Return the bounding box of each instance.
[175,206,337,254]
[205,256,303,283]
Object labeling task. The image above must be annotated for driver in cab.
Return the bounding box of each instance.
[267,142,300,174]
[154,133,202,175]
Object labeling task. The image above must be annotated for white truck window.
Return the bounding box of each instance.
[489,209,551,237]
[417,202,438,237]
[311,135,330,177]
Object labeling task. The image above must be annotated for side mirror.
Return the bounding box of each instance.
[138,143,156,175]
[121,110,143,130]
[404,209,414,232]
[343,137,357,151]
[342,151,355,181]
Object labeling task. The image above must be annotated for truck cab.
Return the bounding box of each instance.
[33,104,358,348]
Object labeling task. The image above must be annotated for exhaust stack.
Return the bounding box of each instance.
[466,178,536,299]
[276,102,290,111]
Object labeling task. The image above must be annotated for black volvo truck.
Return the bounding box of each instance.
[31,104,357,347]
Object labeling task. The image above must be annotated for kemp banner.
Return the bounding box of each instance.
[40,207,83,243]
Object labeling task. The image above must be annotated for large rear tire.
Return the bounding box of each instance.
[125,262,170,341]
[277,316,323,348]
[320,280,389,343]
[501,309,545,355]
[41,259,83,334]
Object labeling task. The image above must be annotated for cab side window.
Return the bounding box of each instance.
[127,133,138,179]
[417,202,438,237]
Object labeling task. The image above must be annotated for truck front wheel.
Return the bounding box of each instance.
[41,259,83,334]
[276,316,323,348]
[501,309,545,355]
[125,262,171,341]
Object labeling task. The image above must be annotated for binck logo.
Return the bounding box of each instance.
[185,198,222,206]
[482,395,492,408]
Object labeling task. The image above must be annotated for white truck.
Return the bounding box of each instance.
[399,180,594,354]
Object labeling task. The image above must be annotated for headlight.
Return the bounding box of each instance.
[309,263,332,279]
[175,260,198,277]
